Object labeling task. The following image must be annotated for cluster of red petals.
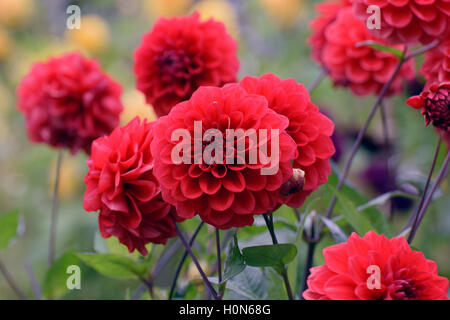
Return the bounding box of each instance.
[150,85,297,229]
[352,0,450,45]
[134,13,239,118]
[83,118,182,255]
[17,52,123,155]
[406,82,450,131]
[303,231,449,300]
[309,6,415,96]
[421,40,450,86]
[239,74,335,208]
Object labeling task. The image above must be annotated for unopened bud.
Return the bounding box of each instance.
[279,168,305,197]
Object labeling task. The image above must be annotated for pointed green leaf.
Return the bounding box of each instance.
[43,250,80,299]
[242,244,297,268]
[326,184,374,235]
[77,253,147,279]
[222,233,246,283]
[356,40,404,59]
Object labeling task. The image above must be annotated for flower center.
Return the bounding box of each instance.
[390,279,417,300]
[157,49,192,79]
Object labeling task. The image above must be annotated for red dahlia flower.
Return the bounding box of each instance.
[17,52,123,155]
[150,85,297,229]
[353,0,450,45]
[421,40,450,86]
[406,82,450,131]
[309,6,415,96]
[239,74,335,208]
[134,13,239,118]
[308,0,351,62]
[83,118,182,255]
[303,231,449,300]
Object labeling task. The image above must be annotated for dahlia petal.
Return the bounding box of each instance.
[209,188,235,211]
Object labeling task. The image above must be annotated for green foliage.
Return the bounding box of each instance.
[0,210,19,250]
[77,253,148,279]
[222,234,246,283]
[242,244,297,268]
[43,251,80,299]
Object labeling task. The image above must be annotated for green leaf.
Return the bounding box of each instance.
[77,253,147,279]
[0,210,19,250]
[356,40,404,59]
[43,250,80,299]
[323,170,393,236]
[222,233,246,283]
[242,244,297,268]
[265,267,288,300]
[326,184,374,235]
[357,191,416,212]
[223,267,267,300]
[320,216,348,243]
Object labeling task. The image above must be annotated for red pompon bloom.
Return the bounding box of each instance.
[309,7,415,96]
[352,0,450,45]
[303,231,449,300]
[134,13,239,118]
[239,74,335,208]
[406,82,450,131]
[421,40,450,86]
[17,52,123,155]
[83,118,182,255]
[150,85,297,229]
[308,0,351,62]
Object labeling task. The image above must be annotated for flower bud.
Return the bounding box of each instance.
[279,168,305,197]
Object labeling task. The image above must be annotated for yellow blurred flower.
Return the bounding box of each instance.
[65,15,110,54]
[48,156,80,200]
[0,0,34,27]
[144,0,192,18]
[187,259,209,280]
[259,0,305,29]
[0,28,12,61]
[192,0,239,41]
[121,90,157,125]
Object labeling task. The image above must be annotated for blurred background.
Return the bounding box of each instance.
[0,0,448,299]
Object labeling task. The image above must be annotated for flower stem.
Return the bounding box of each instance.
[262,213,294,300]
[300,241,316,298]
[48,149,63,267]
[24,261,42,300]
[171,216,218,300]
[323,46,408,222]
[0,259,27,299]
[216,228,222,284]
[407,136,442,243]
[307,68,328,93]
[408,150,450,243]
[168,221,204,300]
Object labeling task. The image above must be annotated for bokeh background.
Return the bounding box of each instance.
[0,0,448,299]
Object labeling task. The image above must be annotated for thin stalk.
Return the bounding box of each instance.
[216,228,222,284]
[0,259,27,299]
[408,151,450,243]
[24,262,42,300]
[168,221,204,300]
[300,241,316,298]
[407,136,442,243]
[48,150,63,266]
[171,216,218,300]
[307,68,328,93]
[262,213,294,300]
